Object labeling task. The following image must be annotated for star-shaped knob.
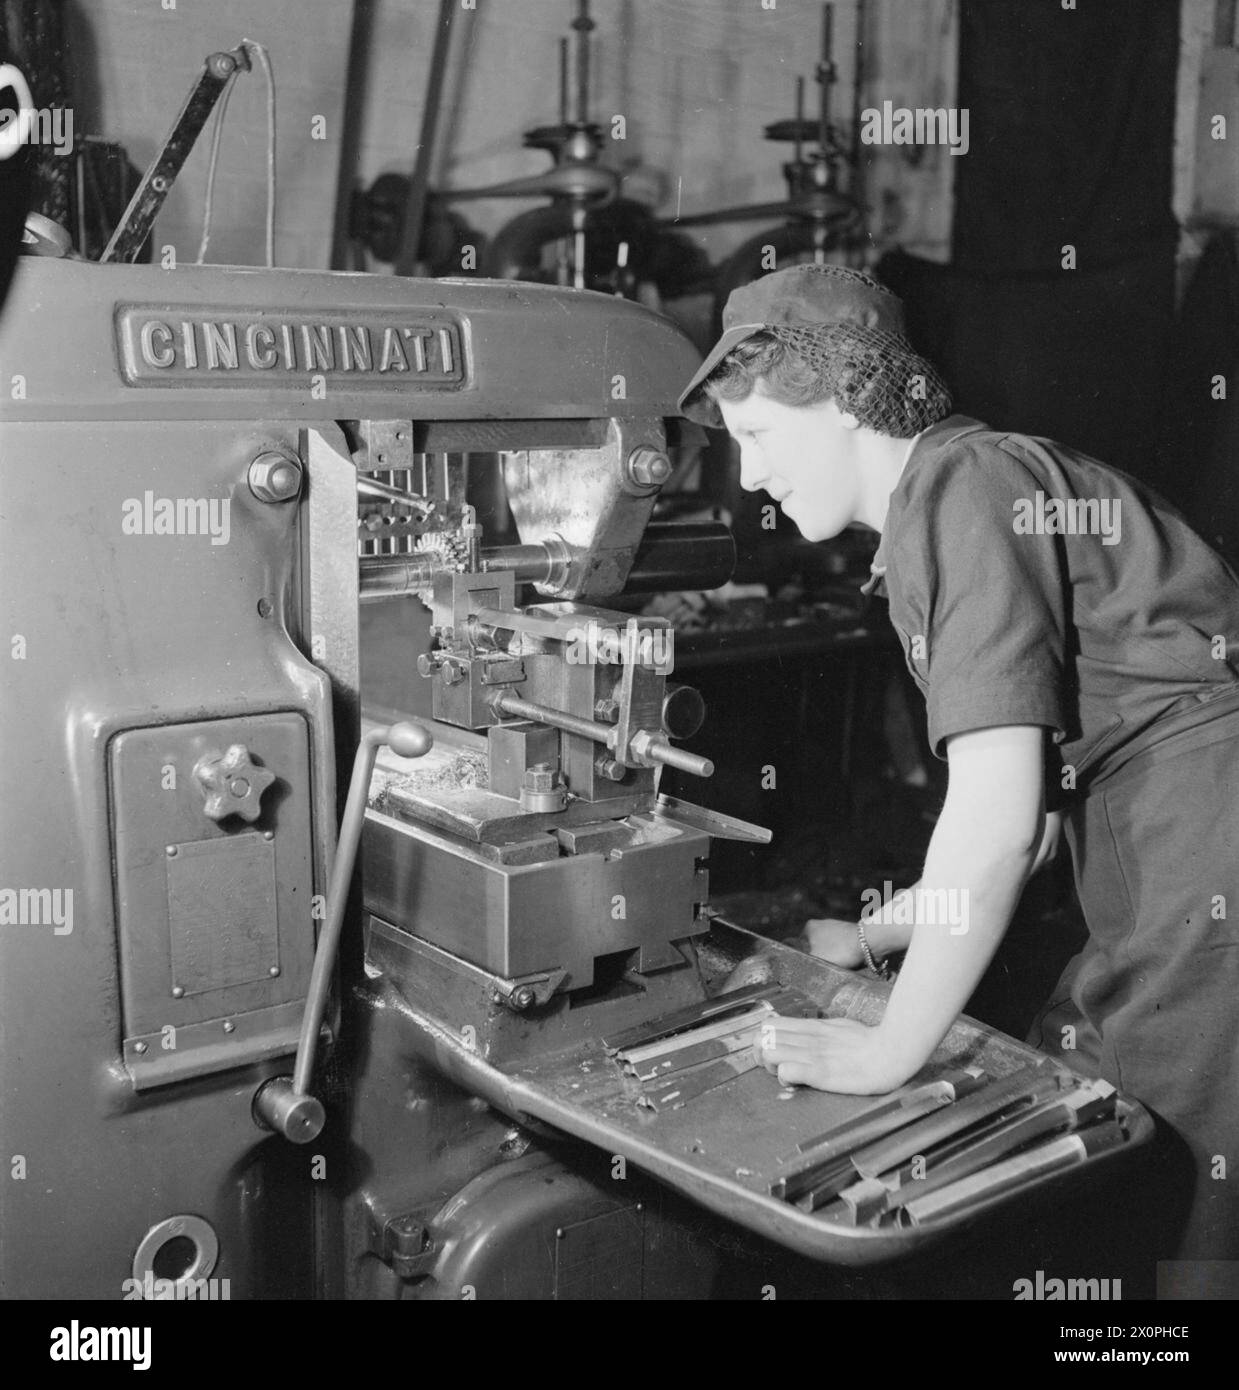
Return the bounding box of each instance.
[194,744,276,824]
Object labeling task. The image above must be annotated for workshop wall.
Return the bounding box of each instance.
[63,0,351,269]
[354,0,959,270]
[57,1,1230,285]
[58,0,962,275]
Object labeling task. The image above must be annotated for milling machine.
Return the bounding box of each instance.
[0,254,1152,1301]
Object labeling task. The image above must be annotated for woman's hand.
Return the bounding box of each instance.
[802,918,865,969]
[756,1015,914,1095]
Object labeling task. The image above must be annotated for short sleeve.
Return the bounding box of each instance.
[887,443,1071,760]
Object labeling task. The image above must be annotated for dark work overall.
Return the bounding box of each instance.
[1033,685,1239,1268]
[874,413,1239,1283]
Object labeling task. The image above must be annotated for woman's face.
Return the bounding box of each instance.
[718,389,862,542]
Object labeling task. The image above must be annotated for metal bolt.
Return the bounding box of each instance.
[172,986,184,999]
[594,698,619,722]
[511,985,535,1010]
[441,660,465,687]
[133,1042,148,1055]
[269,966,280,978]
[594,756,626,782]
[166,845,178,857]
[229,776,251,797]
[626,447,672,489]
[151,175,168,193]
[524,763,555,793]
[222,1020,235,1034]
[248,451,303,504]
[263,830,274,841]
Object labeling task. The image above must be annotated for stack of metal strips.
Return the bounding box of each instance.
[770,1064,1125,1227]
[604,983,819,1112]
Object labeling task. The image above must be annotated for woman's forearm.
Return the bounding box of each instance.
[873,812,1038,1077]
[863,809,1060,962]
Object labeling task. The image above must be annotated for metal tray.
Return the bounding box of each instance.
[368,916,1154,1266]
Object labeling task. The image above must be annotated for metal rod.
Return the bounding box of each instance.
[559,37,570,126]
[395,0,458,275]
[494,686,713,779]
[360,545,553,600]
[479,544,558,581]
[603,983,784,1054]
[850,0,867,225]
[471,606,572,642]
[330,0,376,269]
[572,0,594,126]
[901,1125,1126,1228]
[819,2,832,152]
[572,200,587,289]
[492,690,615,747]
[75,147,86,252]
[358,554,441,598]
[645,742,714,778]
[358,522,736,601]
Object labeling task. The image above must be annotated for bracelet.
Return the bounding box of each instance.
[856,918,892,980]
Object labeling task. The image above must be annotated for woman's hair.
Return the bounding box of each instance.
[703,323,953,438]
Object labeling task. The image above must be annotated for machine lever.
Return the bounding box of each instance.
[102,47,251,263]
[254,720,433,1143]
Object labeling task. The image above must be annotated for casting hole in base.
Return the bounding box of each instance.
[151,1235,199,1282]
